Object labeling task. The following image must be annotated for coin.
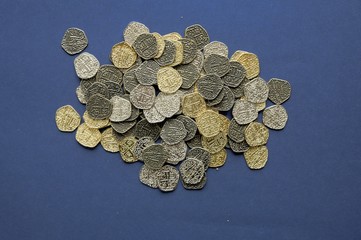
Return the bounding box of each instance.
[244,77,269,103]
[76,85,87,104]
[123,68,140,93]
[156,165,180,192]
[96,65,123,84]
[75,123,101,148]
[184,24,210,50]
[85,82,110,101]
[244,145,268,169]
[154,91,181,118]
[182,92,206,118]
[186,133,202,149]
[139,164,159,189]
[86,94,113,120]
[244,122,269,147]
[162,141,187,165]
[232,99,258,125]
[119,135,138,163]
[111,42,137,69]
[186,147,211,170]
[55,105,81,132]
[263,105,288,130]
[267,78,291,104]
[206,87,225,106]
[175,64,200,89]
[143,105,166,123]
[154,40,176,67]
[61,27,88,55]
[228,118,247,143]
[196,110,221,137]
[176,115,197,141]
[218,114,231,133]
[222,61,246,87]
[129,84,155,110]
[109,96,131,122]
[133,136,155,161]
[178,38,197,64]
[180,158,205,184]
[182,173,207,190]
[160,119,187,145]
[111,120,136,134]
[80,77,96,91]
[163,32,182,41]
[229,138,249,153]
[74,52,100,79]
[189,50,204,71]
[142,144,168,170]
[203,54,230,77]
[230,50,260,79]
[135,60,160,85]
[157,66,182,93]
[209,149,227,168]
[212,86,235,112]
[123,21,150,46]
[133,33,158,59]
[119,94,140,121]
[100,127,120,153]
[152,32,166,58]
[169,40,184,67]
[103,80,123,98]
[201,131,227,154]
[203,41,228,58]
[134,118,161,141]
[83,111,109,129]
[197,74,223,100]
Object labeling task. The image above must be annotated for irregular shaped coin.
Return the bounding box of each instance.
[232,99,258,125]
[119,135,138,163]
[111,42,137,69]
[262,105,288,130]
[61,27,88,55]
[134,118,161,141]
[230,50,260,79]
[109,96,132,122]
[182,92,207,118]
[129,84,155,109]
[244,145,268,170]
[209,149,227,168]
[96,65,123,84]
[222,61,246,87]
[142,144,168,170]
[244,77,269,103]
[162,141,187,165]
[133,33,158,60]
[135,60,160,85]
[244,122,269,147]
[203,54,230,77]
[86,94,113,120]
[175,64,200,89]
[160,119,187,145]
[184,24,210,50]
[203,41,228,58]
[139,164,159,189]
[123,21,150,46]
[201,131,227,154]
[157,67,182,94]
[154,40,176,67]
[197,74,223,100]
[154,92,181,118]
[74,52,100,79]
[179,38,197,64]
[156,165,180,192]
[196,110,221,137]
[186,147,211,170]
[75,123,101,148]
[133,136,154,161]
[267,78,291,104]
[180,158,205,184]
[55,105,81,132]
[176,115,197,141]
[100,127,120,153]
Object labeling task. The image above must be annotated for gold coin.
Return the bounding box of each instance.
[75,123,101,148]
[83,111,109,129]
[244,145,268,169]
[244,122,269,147]
[201,131,227,153]
[162,32,182,41]
[55,105,81,132]
[119,135,138,163]
[157,66,182,93]
[196,110,221,137]
[209,149,227,168]
[152,32,165,58]
[100,127,120,153]
[170,40,183,67]
[182,92,206,118]
[255,102,266,112]
[218,114,231,134]
[111,42,137,69]
[230,50,260,79]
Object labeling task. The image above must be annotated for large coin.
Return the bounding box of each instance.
[139,164,159,189]
[244,122,269,147]
[175,64,200,89]
[230,50,260,79]
[186,147,211,170]
[156,165,180,192]
[197,74,223,100]
[123,21,150,46]
[109,96,132,122]
[135,60,160,85]
[196,110,221,137]
[203,41,228,58]
[222,61,246,87]
[111,42,137,69]
[179,158,205,184]
[160,119,187,145]
[203,54,230,77]
[133,33,158,60]
[209,149,227,168]
[96,65,123,84]
[157,67,182,93]
[129,84,155,109]
[142,144,168,170]
[267,78,291,104]
[182,92,207,118]
[232,99,258,125]
[100,127,120,153]
[61,27,88,55]
[244,145,268,169]
[154,91,181,118]
[262,105,288,130]
[184,24,210,50]
[75,123,101,148]
[74,52,100,79]
[178,38,197,64]
[176,115,197,141]
[154,40,176,67]
[119,135,138,163]
[86,94,113,120]
[55,105,81,132]
[133,137,155,161]
[244,77,269,103]
[134,118,161,141]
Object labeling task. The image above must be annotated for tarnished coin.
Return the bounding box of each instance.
[230,50,260,79]
[135,60,160,85]
[55,105,81,132]
[80,77,96,91]
[160,119,187,145]
[83,111,109,129]
[244,122,269,147]
[123,21,150,46]
[157,67,182,93]
[75,123,101,148]
[197,74,223,100]
[133,136,154,161]
[143,105,166,123]
[178,38,197,64]
[119,94,140,121]
[134,118,161,141]
[201,131,227,154]
[180,158,205,184]
[139,164,159,189]
[154,40,176,67]
[61,27,88,55]
[123,69,140,93]
[74,52,100,79]
[76,85,87,104]
[186,133,202,149]
[86,94,113,120]
[142,144,168,170]
[133,33,158,60]
[206,87,225,106]
[244,145,268,169]
[129,84,155,109]
[228,138,249,153]
[154,92,181,118]
[176,115,197,141]
[182,92,207,118]
[209,149,227,168]
[175,64,200,89]
[163,32,182,41]
[103,80,123,98]
[263,105,288,130]
[119,135,138,163]
[196,110,221,137]
[111,42,137,69]
[212,86,235,112]
[232,99,258,125]
[152,32,166,58]
[100,127,120,152]
[228,118,247,143]
[189,50,204,72]
[169,40,183,67]
[111,120,136,134]
[162,141,187,165]
[184,24,210,50]
[203,41,228,58]
[267,78,291,104]
[85,82,110,100]
[244,77,269,103]
[222,61,246,87]
[156,165,180,192]
[96,65,123,84]
[109,96,132,122]
[182,173,207,190]
[203,54,230,77]
[186,147,211,170]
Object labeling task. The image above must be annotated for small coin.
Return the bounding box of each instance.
[152,32,166,58]
[244,122,269,147]
[218,114,231,133]
[186,133,202,149]
[83,111,109,129]
[203,41,228,58]
[196,110,221,137]
[133,33,158,60]
[111,120,137,134]
[61,27,88,55]
[119,94,140,121]
[176,115,197,141]
[222,61,246,87]
[156,165,180,192]
[209,149,227,168]
[175,64,200,89]
[263,105,288,130]
[119,135,138,163]
[244,77,269,103]
[85,82,110,101]
[201,131,227,154]
[228,138,249,153]
[103,80,123,98]
[109,96,132,122]
[189,50,204,72]
[186,147,211,170]
[76,85,87,104]
[80,77,96,91]
[143,105,166,123]
[157,66,182,94]
[100,127,120,153]
[182,173,207,190]
[74,52,100,79]
[129,84,155,109]
[182,92,207,118]
[169,40,183,67]
[139,164,159,189]
[142,144,168,170]
[154,91,181,118]
[267,78,291,104]
[75,123,101,148]
[86,94,113,120]
[228,118,247,143]
[55,105,81,132]
[163,32,182,41]
[197,74,223,100]
[111,42,137,69]
[133,136,155,161]
[230,50,260,79]
[178,38,197,64]
[203,54,230,77]
[206,87,225,106]
[232,99,258,125]
[180,158,205,184]
[135,60,160,85]
[184,24,210,50]
[123,68,140,93]
[96,65,123,84]
[160,119,187,145]
[212,86,235,112]
[154,40,176,67]
[162,141,187,165]
[134,118,161,141]
[123,21,150,46]
[244,145,268,169]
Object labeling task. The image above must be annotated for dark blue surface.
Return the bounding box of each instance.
[1,0,361,239]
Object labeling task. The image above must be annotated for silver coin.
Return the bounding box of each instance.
[176,115,197,141]
[111,120,137,134]
[178,38,197,64]
[232,99,258,125]
[184,24,210,50]
[175,64,200,89]
[228,138,249,153]
[162,141,187,165]
[76,85,86,104]
[61,27,88,55]
[134,118,161,141]
[135,60,160,85]
[134,137,155,161]
[206,87,225,106]
[160,119,187,145]
[186,147,210,170]
[203,41,228,58]
[86,94,113,120]
[244,77,269,103]
[143,105,165,123]
[133,33,158,60]
[189,50,204,72]
[80,77,96,91]
[142,144,168,170]
[179,158,205,184]
[139,164,159,189]
[267,78,291,105]
[203,54,230,77]
[85,82,110,101]
[212,86,235,112]
[182,173,207,190]
[103,80,123,98]
[109,96,132,122]
[154,40,176,67]
[228,118,247,143]
[123,68,140,93]
[156,165,180,192]
[154,92,181,118]
[74,52,100,79]
[129,84,155,109]
[262,105,288,130]
[119,94,140,121]
[186,133,202,148]
[96,65,123,84]
[222,61,246,87]
[197,74,223,100]
[123,21,150,46]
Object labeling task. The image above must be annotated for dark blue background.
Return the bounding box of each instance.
[1,0,361,239]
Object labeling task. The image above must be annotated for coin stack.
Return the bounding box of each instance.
[55,22,291,192]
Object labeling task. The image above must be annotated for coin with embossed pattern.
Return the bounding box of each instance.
[152,32,165,58]
[74,52,100,79]
[232,99,258,125]
[182,92,207,118]
[55,105,81,132]
[189,50,204,72]
[139,164,159,189]
[85,82,110,101]
[196,110,221,137]
[178,38,197,64]
[123,21,150,46]
[201,131,227,154]
[203,41,228,58]
[184,24,210,50]
[169,40,183,67]
[129,84,155,110]
[156,165,180,192]
[212,86,235,112]
[263,105,288,130]
[163,32,182,41]
[175,64,200,89]
[154,40,176,67]
[182,173,207,190]
[109,96,132,122]
[197,74,223,100]
[244,122,269,147]
[228,138,249,153]
[186,133,202,149]
[244,77,269,103]
[75,123,101,148]
[209,149,227,168]
[134,118,161,141]
[186,147,210,170]
[142,144,168,170]
[100,127,120,153]
[267,78,291,104]
[83,111,109,129]
[162,141,187,165]
[135,60,160,85]
[123,68,140,93]
[96,65,123,84]
[228,118,247,143]
[176,115,197,141]
[230,50,260,79]
[222,61,245,87]
[86,94,112,120]
[111,42,137,69]
[160,119,187,145]
[119,135,138,163]
[203,54,230,77]
[76,85,87,104]
[111,120,136,134]
[244,145,268,169]
[133,33,158,60]
[133,137,154,161]
[157,67,182,94]
[143,105,165,123]
[180,158,205,184]
[61,27,88,55]
[154,91,181,118]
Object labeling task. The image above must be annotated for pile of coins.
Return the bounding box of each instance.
[55,22,291,192]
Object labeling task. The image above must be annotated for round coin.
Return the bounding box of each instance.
[55,105,81,132]
[244,122,269,147]
[157,67,182,94]
[156,165,180,192]
[74,52,100,79]
[244,145,268,170]
[184,24,210,50]
[61,27,88,55]
[133,33,158,60]
[75,123,101,148]
[111,42,137,69]
[267,78,291,105]
[197,74,223,100]
[203,54,230,77]
[142,144,168,170]
[262,105,288,130]
[179,158,205,184]
[232,99,258,125]
[160,119,187,145]
[86,94,113,120]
